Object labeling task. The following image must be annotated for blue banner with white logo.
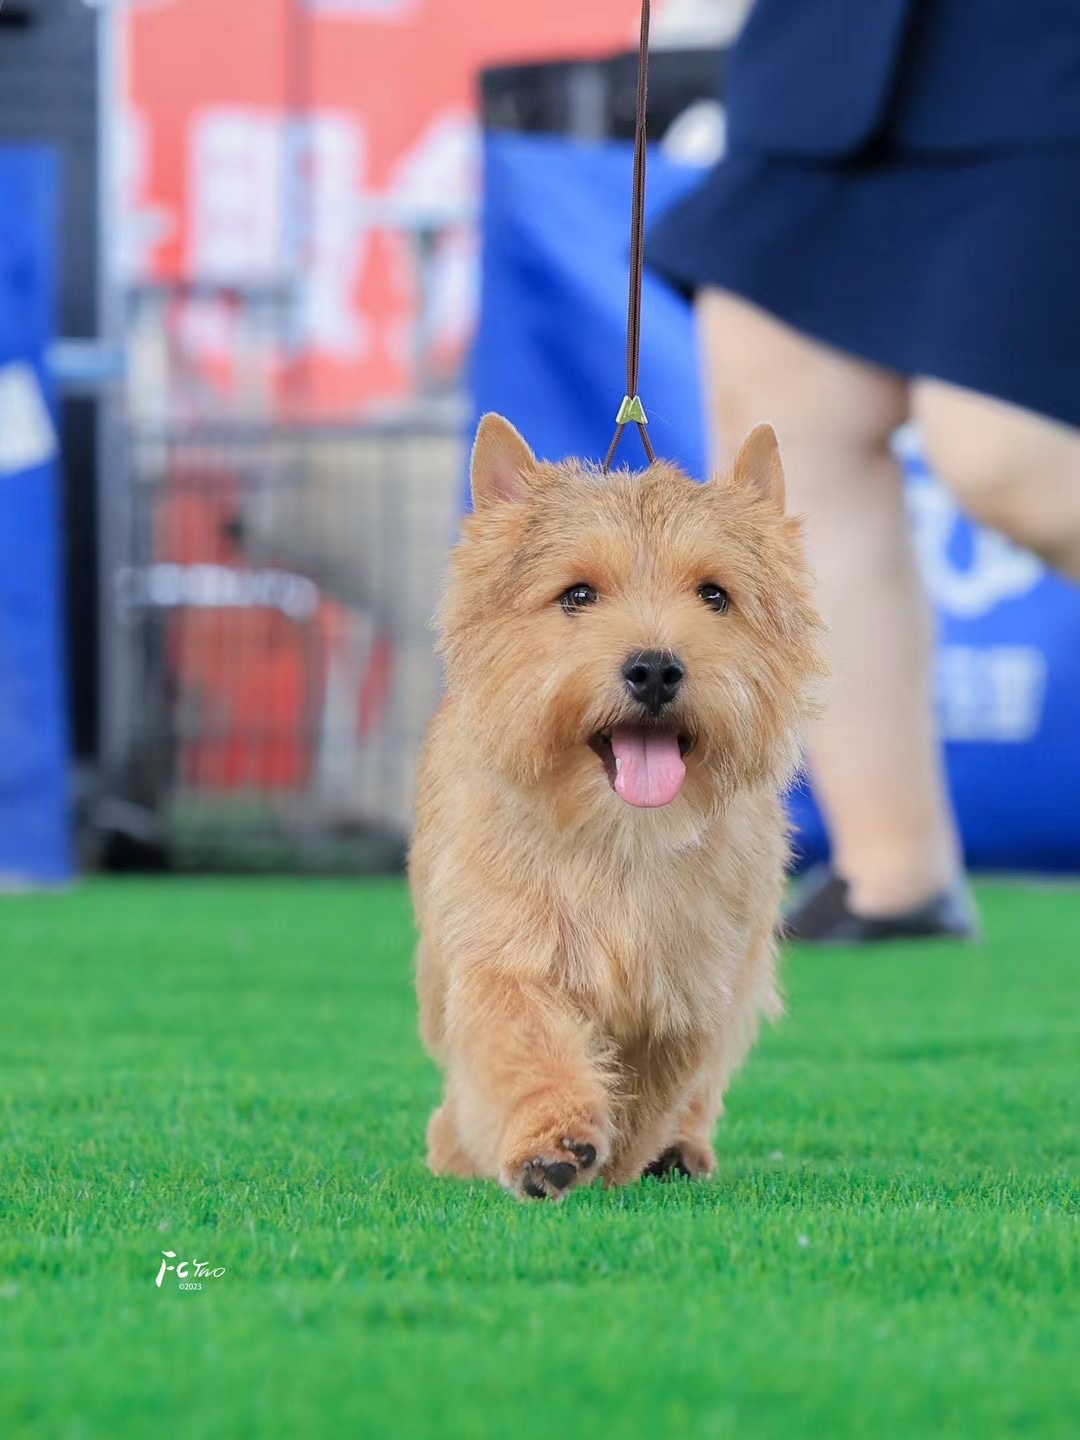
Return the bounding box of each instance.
[471,129,1080,872]
[0,147,72,885]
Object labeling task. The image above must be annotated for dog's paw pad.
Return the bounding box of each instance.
[518,1156,579,1200]
[513,1135,605,1201]
[642,1142,715,1181]
[502,1116,610,1201]
[564,1138,597,1170]
[643,1146,692,1180]
[543,1160,577,1190]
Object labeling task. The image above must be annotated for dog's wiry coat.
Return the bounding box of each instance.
[410,415,825,1198]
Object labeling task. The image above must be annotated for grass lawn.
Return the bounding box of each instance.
[0,878,1076,1439]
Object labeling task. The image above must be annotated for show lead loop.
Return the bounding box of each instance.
[603,0,656,471]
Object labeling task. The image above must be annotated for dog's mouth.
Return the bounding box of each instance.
[589,728,693,808]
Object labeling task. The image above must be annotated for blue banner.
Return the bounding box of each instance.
[471,130,1080,872]
[0,146,72,885]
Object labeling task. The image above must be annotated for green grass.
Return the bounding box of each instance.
[1,878,1076,1439]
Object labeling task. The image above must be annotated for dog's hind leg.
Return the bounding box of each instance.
[604,1034,713,1186]
[416,938,447,1059]
[644,928,781,1182]
[426,1094,479,1177]
[643,1066,723,1181]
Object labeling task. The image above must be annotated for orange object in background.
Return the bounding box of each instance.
[154,477,311,792]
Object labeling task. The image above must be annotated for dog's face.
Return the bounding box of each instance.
[437,415,824,832]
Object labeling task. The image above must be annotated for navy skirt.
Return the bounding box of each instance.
[648,143,1080,429]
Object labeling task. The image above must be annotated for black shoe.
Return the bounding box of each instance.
[783,866,978,945]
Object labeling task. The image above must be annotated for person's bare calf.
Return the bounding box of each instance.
[697,289,964,917]
[914,380,1080,582]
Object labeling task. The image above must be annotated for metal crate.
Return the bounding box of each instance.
[101,412,462,871]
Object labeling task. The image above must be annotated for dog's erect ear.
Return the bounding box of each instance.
[731,423,785,511]
[470,413,539,510]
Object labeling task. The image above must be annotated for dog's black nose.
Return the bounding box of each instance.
[622,649,685,716]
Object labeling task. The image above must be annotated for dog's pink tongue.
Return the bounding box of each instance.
[611,730,686,808]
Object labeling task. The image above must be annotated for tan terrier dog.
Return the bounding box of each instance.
[410,415,824,1199]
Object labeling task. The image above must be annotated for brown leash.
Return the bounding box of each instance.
[603,0,657,471]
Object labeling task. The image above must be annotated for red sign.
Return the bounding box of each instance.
[120,0,644,415]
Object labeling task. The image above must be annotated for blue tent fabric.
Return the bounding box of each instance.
[469,131,706,486]
[788,445,1080,871]
[0,146,72,885]
[470,129,1080,872]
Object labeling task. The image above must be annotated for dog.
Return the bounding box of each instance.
[409,414,824,1199]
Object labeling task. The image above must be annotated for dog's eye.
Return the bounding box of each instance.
[698,583,731,614]
[560,583,598,614]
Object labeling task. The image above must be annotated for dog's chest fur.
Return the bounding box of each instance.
[551,819,760,1042]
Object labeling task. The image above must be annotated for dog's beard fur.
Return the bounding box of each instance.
[411,414,826,1201]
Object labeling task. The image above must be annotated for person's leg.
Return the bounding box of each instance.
[698,289,963,914]
[912,380,1080,580]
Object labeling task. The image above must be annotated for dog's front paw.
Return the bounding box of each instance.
[500,1123,610,1202]
[642,1139,716,1182]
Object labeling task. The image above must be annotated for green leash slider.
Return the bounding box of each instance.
[615,394,648,426]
